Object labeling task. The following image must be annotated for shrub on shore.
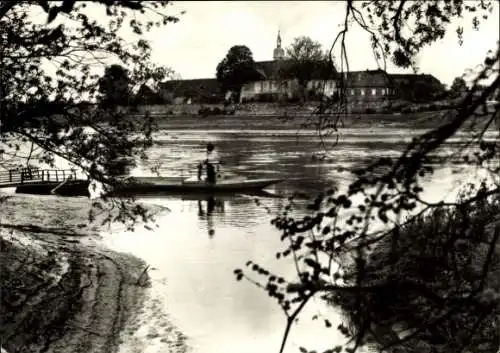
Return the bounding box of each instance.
[331,183,500,353]
[198,106,234,117]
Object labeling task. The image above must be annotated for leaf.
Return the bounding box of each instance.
[304,258,320,270]
[60,0,76,14]
[378,210,389,223]
[342,199,352,209]
[47,7,60,23]
[37,0,50,12]
[122,0,143,10]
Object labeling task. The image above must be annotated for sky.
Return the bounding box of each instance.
[139,1,499,87]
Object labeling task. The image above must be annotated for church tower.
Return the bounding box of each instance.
[273,30,285,61]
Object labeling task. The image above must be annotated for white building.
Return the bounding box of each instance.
[239,32,337,102]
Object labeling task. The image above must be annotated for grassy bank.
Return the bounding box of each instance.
[134,109,497,132]
[0,195,187,353]
[147,110,460,131]
[331,185,500,353]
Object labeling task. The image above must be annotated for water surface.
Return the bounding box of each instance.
[104,127,495,353]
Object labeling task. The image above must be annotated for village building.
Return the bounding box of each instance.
[339,70,397,104]
[159,78,224,104]
[239,59,338,102]
[390,73,445,101]
[158,31,443,105]
[134,84,164,105]
[239,31,337,102]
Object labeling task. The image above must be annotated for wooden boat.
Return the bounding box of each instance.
[111,176,283,194]
[109,187,283,199]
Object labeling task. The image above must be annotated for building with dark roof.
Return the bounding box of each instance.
[239,33,339,102]
[159,78,225,104]
[158,31,444,105]
[134,84,164,104]
[337,69,398,103]
[390,73,445,101]
[240,57,338,102]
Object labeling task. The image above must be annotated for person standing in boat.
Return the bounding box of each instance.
[204,142,220,184]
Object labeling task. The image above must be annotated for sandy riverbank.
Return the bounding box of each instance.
[0,194,188,353]
[149,110,448,130]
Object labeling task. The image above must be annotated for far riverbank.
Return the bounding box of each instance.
[146,111,497,131]
[124,103,497,131]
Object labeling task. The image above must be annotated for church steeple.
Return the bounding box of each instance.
[273,30,285,61]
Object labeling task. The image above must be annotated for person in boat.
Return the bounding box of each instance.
[203,142,221,184]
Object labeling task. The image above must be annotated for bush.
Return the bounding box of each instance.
[198,106,227,116]
[256,93,281,103]
[391,101,411,112]
[241,97,256,104]
[199,94,224,104]
[333,184,500,353]
[198,107,211,116]
[331,91,341,103]
[401,106,412,114]
[256,94,267,103]
[287,96,301,104]
[307,90,321,101]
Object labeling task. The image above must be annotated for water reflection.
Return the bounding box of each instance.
[197,196,225,237]
[106,127,499,353]
[115,189,287,234]
[197,196,225,216]
[106,191,347,353]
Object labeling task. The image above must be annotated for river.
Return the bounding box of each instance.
[101,126,497,353]
[3,125,496,353]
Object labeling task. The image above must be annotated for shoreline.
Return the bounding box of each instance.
[0,195,188,353]
[1,222,142,353]
[132,110,498,132]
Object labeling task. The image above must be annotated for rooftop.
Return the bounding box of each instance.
[158,67,443,96]
[159,78,223,98]
[254,59,337,80]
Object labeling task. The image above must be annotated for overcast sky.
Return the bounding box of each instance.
[141,1,499,87]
